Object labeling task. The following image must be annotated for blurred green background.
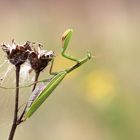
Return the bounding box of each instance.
[0,0,140,140]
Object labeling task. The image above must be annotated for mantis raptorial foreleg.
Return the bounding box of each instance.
[49,29,91,75]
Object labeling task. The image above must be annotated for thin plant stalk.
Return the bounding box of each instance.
[8,65,20,140]
[17,72,41,124]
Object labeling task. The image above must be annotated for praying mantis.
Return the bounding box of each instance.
[23,29,92,119]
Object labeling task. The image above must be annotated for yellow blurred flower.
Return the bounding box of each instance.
[85,69,116,103]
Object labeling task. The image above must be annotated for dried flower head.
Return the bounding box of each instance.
[1,40,32,66]
[28,44,54,73]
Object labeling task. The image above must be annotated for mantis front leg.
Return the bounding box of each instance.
[61,29,92,73]
[61,29,80,63]
[49,29,92,75]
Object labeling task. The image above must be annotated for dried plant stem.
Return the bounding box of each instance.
[16,71,40,124]
[8,65,20,140]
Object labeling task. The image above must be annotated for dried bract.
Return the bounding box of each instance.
[28,45,54,73]
[1,40,32,66]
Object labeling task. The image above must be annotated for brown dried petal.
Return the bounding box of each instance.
[28,52,51,73]
[1,41,32,66]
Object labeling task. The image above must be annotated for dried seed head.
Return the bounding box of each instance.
[1,40,32,66]
[28,44,54,73]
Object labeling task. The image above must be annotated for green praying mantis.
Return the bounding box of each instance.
[0,29,92,120]
[24,29,92,119]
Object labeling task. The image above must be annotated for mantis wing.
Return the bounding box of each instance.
[25,72,67,118]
